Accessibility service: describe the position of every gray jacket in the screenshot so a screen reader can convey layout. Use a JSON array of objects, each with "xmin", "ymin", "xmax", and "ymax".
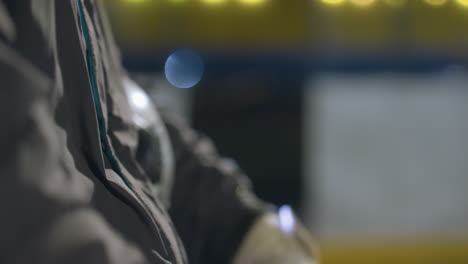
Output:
[{"xmin": 0, "ymin": 0, "xmax": 264, "ymax": 263}]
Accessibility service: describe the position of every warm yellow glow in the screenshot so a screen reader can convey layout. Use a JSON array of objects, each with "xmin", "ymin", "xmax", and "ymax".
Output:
[
  {"xmin": 350, "ymin": 0, "xmax": 376, "ymax": 7},
  {"xmin": 455, "ymin": 0, "xmax": 468, "ymax": 7},
  {"xmin": 239, "ymin": 0, "xmax": 266, "ymax": 5},
  {"xmin": 384, "ymin": 0, "xmax": 407, "ymax": 7},
  {"xmin": 124, "ymin": 0, "xmax": 146, "ymax": 3},
  {"xmin": 201, "ymin": 0, "xmax": 225, "ymax": 5},
  {"xmin": 320, "ymin": 0, "xmax": 346, "ymax": 6},
  {"xmin": 423, "ymin": 0, "xmax": 448, "ymax": 6}
]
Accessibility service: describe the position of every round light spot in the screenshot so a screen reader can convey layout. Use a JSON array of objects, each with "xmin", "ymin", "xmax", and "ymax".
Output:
[{"xmin": 164, "ymin": 49, "xmax": 204, "ymax": 89}]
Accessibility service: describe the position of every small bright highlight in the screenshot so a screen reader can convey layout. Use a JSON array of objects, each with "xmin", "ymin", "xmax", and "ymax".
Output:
[
  {"xmin": 239, "ymin": 0, "xmax": 266, "ymax": 5},
  {"xmin": 278, "ymin": 205, "xmax": 296, "ymax": 235},
  {"xmin": 201, "ymin": 0, "xmax": 225, "ymax": 5},
  {"xmin": 456, "ymin": 0, "xmax": 468, "ymax": 7},
  {"xmin": 423, "ymin": 0, "xmax": 448, "ymax": 6},
  {"xmin": 127, "ymin": 84, "xmax": 150, "ymax": 111},
  {"xmin": 320, "ymin": 0, "xmax": 346, "ymax": 6},
  {"xmin": 350, "ymin": 0, "xmax": 377, "ymax": 7}
]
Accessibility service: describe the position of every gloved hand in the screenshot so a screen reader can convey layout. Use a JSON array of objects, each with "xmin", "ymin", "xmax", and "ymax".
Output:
[{"xmin": 232, "ymin": 209, "xmax": 319, "ymax": 264}]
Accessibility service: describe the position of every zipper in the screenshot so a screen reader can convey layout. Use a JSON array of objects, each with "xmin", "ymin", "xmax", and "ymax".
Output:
[{"xmin": 76, "ymin": 0, "xmax": 174, "ymax": 260}]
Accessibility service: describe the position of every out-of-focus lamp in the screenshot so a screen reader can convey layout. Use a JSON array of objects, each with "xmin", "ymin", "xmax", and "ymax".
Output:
[
  {"xmin": 320, "ymin": 0, "xmax": 346, "ymax": 6},
  {"xmin": 201, "ymin": 0, "xmax": 225, "ymax": 5},
  {"xmin": 423, "ymin": 0, "xmax": 448, "ymax": 7},
  {"xmin": 350, "ymin": 0, "xmax": 376, "ymax": 7},
  {"xmin": 239, "ymin": 0, "xmax": 266, "ymax": 5},
  {"xmin": 456, "ymin": 0, "xmax": 468, "ymax": 7},
  {"xmin": 124, "ymin": 0, "xmax": 146, "ymax": 3}
]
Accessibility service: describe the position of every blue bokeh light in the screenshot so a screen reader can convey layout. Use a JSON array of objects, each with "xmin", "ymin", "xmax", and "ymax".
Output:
[
  {"xmin": 278, "ymin": 205, "xmax": 296, "ymax": 235},
  {"xmin": 164, "ymin": 49, "xmax": 204, "ymax": 89}
]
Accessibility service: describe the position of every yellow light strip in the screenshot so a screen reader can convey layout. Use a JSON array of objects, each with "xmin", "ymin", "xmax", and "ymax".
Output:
[
  {"xmin": 318, "ymin": 0, "xmax": 468, "ymax": 8},
  {"xmin": 201, "ymin": 0, "xmax": 225, "ymax": 5},
  {"xmin": 350, "ymin": 0, "xmax": 377, "ymax": 7},
  {"xmin": 121, "ymin": 0, "xmax": 468, "ymax": 9},
  {"xmin": 124, "ymin": 0, "xmax": 146, "ymax": 3},
  {"xmin": 239, "ymin": 0, "xmax": 266, "ymax": 6},
  {"xmin": 320, "ymin": 0, "xmax": 346, "ymax": 6},
  {"xmin": 423, "ymin": 0, "xmax": 449, "ymax": 6},
  {"xmin": 321, "ymin": 238, "xmax": 468, "ymax": 264}
]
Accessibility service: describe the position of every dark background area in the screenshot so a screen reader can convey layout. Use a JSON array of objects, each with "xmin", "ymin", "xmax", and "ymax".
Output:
[{"xmin": 106, "ymin": 1, "xmax": 468, "ymax": 263}]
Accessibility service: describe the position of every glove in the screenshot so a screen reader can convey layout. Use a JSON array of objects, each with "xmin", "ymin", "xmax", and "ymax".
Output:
[{"xmin": 232, "ymin": 208, "xmax": 319, "ymax": 264}]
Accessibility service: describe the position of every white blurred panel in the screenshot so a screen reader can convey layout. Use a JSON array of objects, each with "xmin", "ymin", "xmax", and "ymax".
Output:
[{"xmin": 303, "ymin": 72, "xmax": 468, "ymax": 240}]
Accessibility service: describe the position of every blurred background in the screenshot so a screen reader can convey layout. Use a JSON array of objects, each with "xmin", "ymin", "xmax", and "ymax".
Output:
[{"xmin": 103, "ymin": 0, "xmax": 468, "ymax": 263}]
